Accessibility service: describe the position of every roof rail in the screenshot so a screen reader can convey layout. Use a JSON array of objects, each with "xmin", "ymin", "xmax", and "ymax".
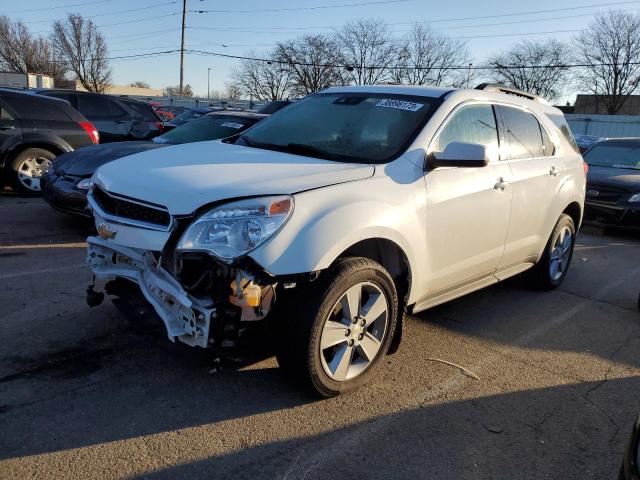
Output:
[{"xmin": 474, "ymin": 83, "xmax": 548, "ymax": 104}]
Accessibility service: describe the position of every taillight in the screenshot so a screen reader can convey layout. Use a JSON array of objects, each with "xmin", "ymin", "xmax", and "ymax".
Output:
[
  {"xmin": 79, "ymin": 121, "xmax": 99, "ymax": 144},
  {"xmin": 154, "ymin": 121, "xmax": 164, "ymax": 130},
  {"xmin": 583, "ymin": 161, "xmax": 589, "ymax": 175}
]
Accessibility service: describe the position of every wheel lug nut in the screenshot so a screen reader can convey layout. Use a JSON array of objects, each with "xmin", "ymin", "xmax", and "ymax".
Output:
[
  {"xmin": 360, "ymin": 319, "xmax": 366, "ymax": 326},
  {"xmin": 358, "ymin": 334, "xmax": 364, "ymax": 340},
  {"xmin": 348, "ymin": 339, "xmax": 354, "ymax": 346},
  {"xmin": 345, "ymin": 329, "xmax": 351, "ymax": 336},
  {"xmin": 352, "ymin": 317, "xmax": 358, "ymax": 324}
]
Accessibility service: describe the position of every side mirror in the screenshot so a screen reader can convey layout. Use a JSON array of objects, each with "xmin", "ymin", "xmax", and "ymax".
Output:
[{"xmin": 428, "ymin": 141, "xmax": 490, "ymax": 169}]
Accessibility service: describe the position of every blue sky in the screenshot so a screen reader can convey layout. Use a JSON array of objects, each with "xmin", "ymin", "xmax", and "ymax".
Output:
[{"xmin": 5, "ymin": 0, "xmax": 637, "ymax": 99}]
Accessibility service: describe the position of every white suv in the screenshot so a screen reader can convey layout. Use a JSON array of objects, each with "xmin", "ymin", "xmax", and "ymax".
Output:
[{"xmin": 86, "ymin": 84, "xmax": 586, "ymax": 397}]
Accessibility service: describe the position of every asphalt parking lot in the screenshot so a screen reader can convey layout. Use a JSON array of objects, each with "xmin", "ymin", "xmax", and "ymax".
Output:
[{"xmin": 1, "ymin": 194, "xmax": 639, "ymax": 480}]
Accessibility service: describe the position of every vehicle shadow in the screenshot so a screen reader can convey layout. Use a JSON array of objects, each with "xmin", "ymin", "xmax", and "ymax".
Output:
[
  {"xmin": 0, "ymin": 313, "xmax": 317, "ymax": 461},
  {"xmin": 131, "ymin": 377, "xmax": 640, "ymax": 479}
]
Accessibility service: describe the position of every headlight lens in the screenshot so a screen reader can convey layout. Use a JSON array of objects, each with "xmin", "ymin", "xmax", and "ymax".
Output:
[
  {"xmin": 77, "ymin": 178, "xmax": 93, "ymax": 190},
  {"xmin": 629, "ymin": 193, "xmax": 640, "ymax": 203},
  {"xmin": 177, "ymin": 196, "xmax": 293, "ymax": 260}
]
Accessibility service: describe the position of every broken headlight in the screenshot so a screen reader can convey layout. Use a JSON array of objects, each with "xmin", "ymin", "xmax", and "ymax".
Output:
[{"xmin": 176, "ymin": 196, "xmax": 293, "ymax": 261}]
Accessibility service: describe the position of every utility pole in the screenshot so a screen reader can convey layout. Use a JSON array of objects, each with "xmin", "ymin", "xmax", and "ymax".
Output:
[
  {"xmin": 179, "ymin": 0, "xmax": 187, "ymax": 96},
  {"xmin": 207, "ymin": 67, "xmax": 211, "ymax": 99}
]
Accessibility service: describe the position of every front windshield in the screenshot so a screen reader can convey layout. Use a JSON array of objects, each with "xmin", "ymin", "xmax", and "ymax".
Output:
[
  {"xmin": 239, "ymin": 92, "xmax": 439, "ymax": 163},
  {"xmin": 153, "ymin": 115, "xmax": 258, "ymax": 144},
  {"xmin": 584, "ymin": 143, "xmax": 640, "ymax": 170}
]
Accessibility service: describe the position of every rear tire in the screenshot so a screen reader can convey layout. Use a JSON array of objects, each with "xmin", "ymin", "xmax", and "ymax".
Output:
[
  {"xmin": 274, "ymin": 257, "xmax": 398, "ymax": 398},
  {"xmin": 528, "ymin": 214, "xmax": 576, "ymax": 290},
  {"xmin": 9, "ymin": 148, "xmax": 56, "ymax": 194}
]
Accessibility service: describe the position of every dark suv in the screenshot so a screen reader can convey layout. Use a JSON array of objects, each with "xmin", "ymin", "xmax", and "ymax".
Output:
[
  {"xmin": 35, "ymin": 90, "xmax": 164, "ymax": 143},
  {"xmin": 0, "ymin": 88, "xmax": 98, "ymax": 194}
]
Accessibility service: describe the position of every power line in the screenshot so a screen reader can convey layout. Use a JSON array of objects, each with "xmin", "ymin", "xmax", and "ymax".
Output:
[
  {"xmin": 5, "ymin": 0, "xmax": 111, "ymax": 14},
  {"xmin": 186, "ymin": 0, "xmax": 640, "ymax": 32},
  {"xmin": 186, "ymin": 48, "xmax": 640, "ymax": 71},
  {"xmin": 23, "ymin": 2, "xmax": 179, "ymax": 25},
  {"xmin": 190, "ymin": 0, "xmax": 409, "ymax": 14},
  {"xmin": 109, "ymin": 28, "xmax": 180, "ymax": 41}
]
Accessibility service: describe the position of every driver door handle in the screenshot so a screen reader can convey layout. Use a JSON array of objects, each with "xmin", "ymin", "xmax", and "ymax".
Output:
[
  {"xmin": 494, "ymin": 177, "xmax": 509, "ymax": 191},
  {"xmin": 550, "ymin": 165, "xmax": 559, "ymax": 176}
]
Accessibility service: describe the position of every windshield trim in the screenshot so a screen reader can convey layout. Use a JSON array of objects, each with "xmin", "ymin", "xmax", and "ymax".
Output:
[{"xmin": 239, "ymin": 92, "xmax": 444, "ymax": 165}]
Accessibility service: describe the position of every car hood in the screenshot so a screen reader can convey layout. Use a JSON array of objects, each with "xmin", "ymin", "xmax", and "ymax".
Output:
[
  {"xmin": 587, "ymin": 165, "xmax": 640, "ymax": 192},
  {"xmin": 55, "ymin": 141, "xmax": 169, "ymax": 177},
  {"xmin": 93, "ymin": 141, "xmax": 376, "ymax": 215}
]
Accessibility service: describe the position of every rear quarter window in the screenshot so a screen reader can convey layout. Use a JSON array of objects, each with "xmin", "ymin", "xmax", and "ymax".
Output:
[
  {"xmin": 121, "ymin": 101, "xmax": 159, "ymax": 122},
  {"xmin": 547, "ymin": 113, "xmax": 580, "ymax": 154},
  {"xmin": 2, "ymin": 94, "xmax": 70, "ymax": 122}
]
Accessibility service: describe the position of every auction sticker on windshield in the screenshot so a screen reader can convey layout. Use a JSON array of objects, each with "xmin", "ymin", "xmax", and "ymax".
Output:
[
  {"xmin": 221, "ymin": 122, "xmax": 246, "ymax": 129},
  {"xmin": 376, "ymin": 99, "xmax": 424, "ymax": 112}
]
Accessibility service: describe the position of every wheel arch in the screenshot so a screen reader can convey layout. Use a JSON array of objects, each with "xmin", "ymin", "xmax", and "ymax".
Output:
[
  {"xmin": 562, "ymin": 201, "xmax": 583, "ymax": 230},
  {"xmin": 336, "ymin": 237, "xmax": 412, "ymax": 355},
  {"xmin": 2, "ymin": 141, "xmax": 66, "ymax": 171}
]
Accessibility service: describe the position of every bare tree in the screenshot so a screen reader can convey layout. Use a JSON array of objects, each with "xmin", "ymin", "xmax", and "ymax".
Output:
[
  {"xmin": 390, "ymin": 24, "xmax": 471, "ymax": 87},
  {"xmin": 129, "ymin": 81, "xmax": 150, "ymax": 88},
  {"xmin": 274, "ymin": 34, "xmax": 345, "ymax": 95},
  {"xmin": 51, "ymin": 13, "xmax": 111, "ymax": 93},
  {"xmin": 487, "ymin": 39, "xmax": 570, "ymax": 101},
  {"xmin": 0, "ymin": 16, "xmax": 67, "ymax": 82},
  {"xmin": 574, "ymin": 11, "xmax": 640, "ymax": 114},
  {"xmin": 231, "ymin": 53, "xmax": 292, "ymax": 101},
  {"xmin": 165, "ymin": 84, "xmax": 193, "ymax": 96},
  {"xmin": 336, "ymin": 19, "xmax": 400, "ymax": 85},
  {"xmin": 225, "ymin": 83, "xmax": 242, "ymax": 100}
]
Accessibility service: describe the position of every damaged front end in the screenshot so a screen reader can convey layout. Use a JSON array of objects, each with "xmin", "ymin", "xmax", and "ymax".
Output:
[{"xmin": 86, "ymin": 236, "xmax": 277, "ymax": 348}]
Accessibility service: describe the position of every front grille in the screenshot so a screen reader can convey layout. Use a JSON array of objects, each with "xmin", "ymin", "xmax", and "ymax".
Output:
[
  {"xmin": 93, "ymin": 187, "xmax": 171, "ymax": 227},
  {"xmin": 586, "ymin": 185, "xmax": 625, "ymax": 204}
]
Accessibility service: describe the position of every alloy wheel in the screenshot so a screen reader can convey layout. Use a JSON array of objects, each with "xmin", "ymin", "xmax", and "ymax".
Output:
[
  {"xmin": 17, "ymin": 156, "xmax": 52, "ymax": 192},
  {"xmin": 319, "ymin": 281, "xmax": 389, "ymax": 382},
  {"xmin": 550, "ymin": 226, "xmax": 573, "ymax": 281}
]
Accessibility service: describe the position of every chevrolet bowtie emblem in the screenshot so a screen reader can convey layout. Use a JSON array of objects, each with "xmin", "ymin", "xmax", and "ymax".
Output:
[
  {"xmin": 97, "ymin": 222, "xmax": 117, "ymax": 240},
  {"xmin": 587, "ymin": 189, "xmax": 600, "ymax": 197}
]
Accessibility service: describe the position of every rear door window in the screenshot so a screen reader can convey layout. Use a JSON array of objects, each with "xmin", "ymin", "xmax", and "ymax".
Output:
[
  {"xmin": 432, "ymin": 104, "xmax": 499, "ymax": 155},
  {"xmin": 78, "ymin": 95, "xmax": 111, "ymax": 118},
  {"xmin": 497, "ymin": 106, "xmax": 545, "ymax": 160}
]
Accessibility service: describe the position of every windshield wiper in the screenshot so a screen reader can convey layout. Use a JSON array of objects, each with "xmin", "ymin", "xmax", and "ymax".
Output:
[{"xmin": 284, "ymin": 143, "xmax": 336, "ymax": 160}]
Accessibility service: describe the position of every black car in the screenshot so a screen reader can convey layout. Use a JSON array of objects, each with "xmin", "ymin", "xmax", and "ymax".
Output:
[
  {"xmin": 35, "ymin": 90, "xmax": 164, "ymax": 143},
  {"xmin": 620, "ymin": 415, "xmax": 640, "ymax": 480},
  {"xmin": 255, "ymin": 100, "xmax": 292, "ymax": 114},
  {"xmin": 0, "ymin": 88, "xmax": 98, "ymax": 194},
  {"xmin": 164, "ymin": 106, "xmax": 224, "ymax": 130},
  {"xmin": 42, "ymin": 111, "xmax": 267, "ymax": 217},
  {"xmin": 583, "ymin": 138, "xmax": 640, "ymax": 228}
]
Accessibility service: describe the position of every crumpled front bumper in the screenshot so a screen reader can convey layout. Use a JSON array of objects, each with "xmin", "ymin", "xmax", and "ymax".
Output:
[{"xmin": 86, "ymin": 236, "xmax": 216, "ymax": 348}]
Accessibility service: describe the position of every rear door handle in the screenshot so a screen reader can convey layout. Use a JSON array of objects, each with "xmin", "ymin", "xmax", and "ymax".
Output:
[
  {"xmin": 550, "ymin": 165, "xmax": 559, "ymax": 176},
  {"xmin": 494, "ymin": 177, "xmax": 509, "ymax": 191},
  {"xmin": 0, "ymin": 125, "xmax": 15, "ymax": 130}
]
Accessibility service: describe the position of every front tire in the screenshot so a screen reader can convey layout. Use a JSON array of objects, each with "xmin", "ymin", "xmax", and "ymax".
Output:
[
  {"xmin": 9, "ymin": 148, "xmax": 56, "ymax": 194},
  {"xmin": 528, "ymin": 214, "xmax": 576, "ymax": 290},
  {"xmin": 275, "ymin": 257, "xmax": 398, "ymax": 398}
]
